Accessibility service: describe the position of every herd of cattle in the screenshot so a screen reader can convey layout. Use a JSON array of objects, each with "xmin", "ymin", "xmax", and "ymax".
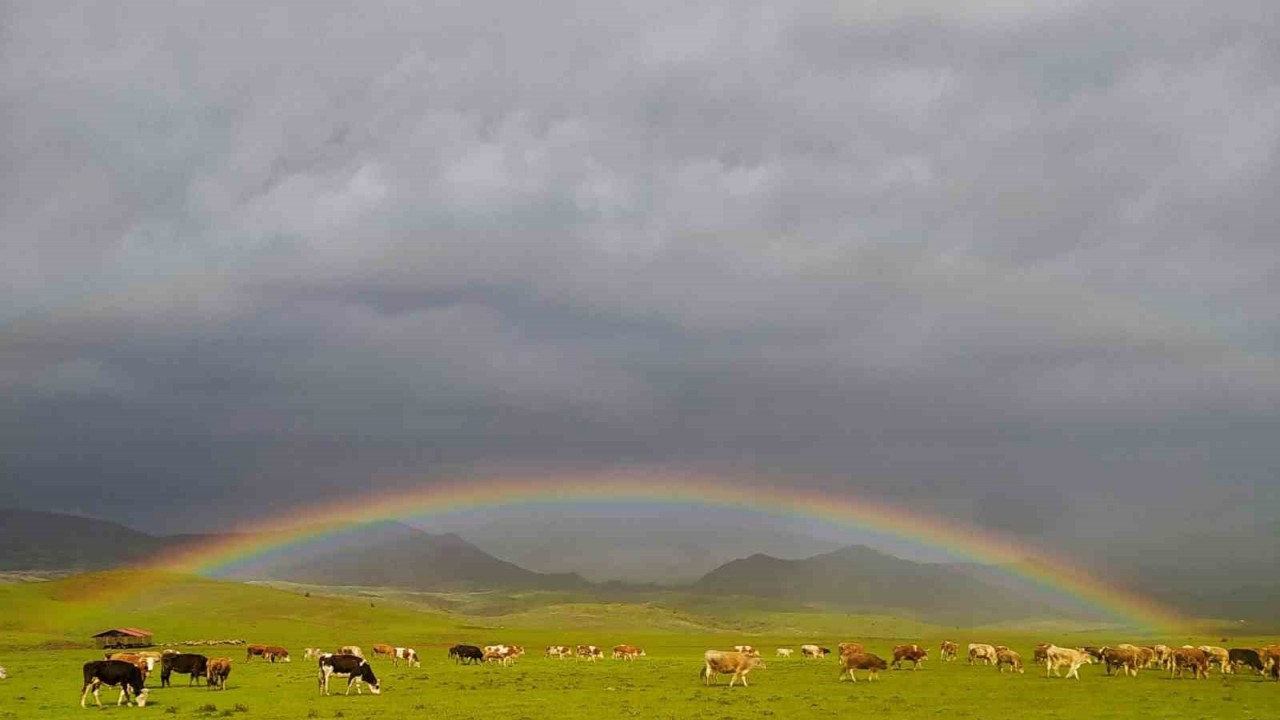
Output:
[{"xmin": 69, "ymin": 636, "xmax": 1280, "ymax": 707}]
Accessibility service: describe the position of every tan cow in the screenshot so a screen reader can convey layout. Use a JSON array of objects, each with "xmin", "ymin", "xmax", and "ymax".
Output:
[
  {"xmin": 206, "ymin": 658, "xmax": 231, "ymax": 690},
  {"xmin": 968, "ymin": 643, "xmax": 997, "ymax": 666},
  {"xmin": 733, "ymin": 645, "xmax": 760, "ymax": 657},
  {"xmin": 1045, "ymin": 645, "xmax": 1093, "ymax": 679},
  {"xmin": 1102, "ymin": 646, "xmax": 1140, "ymax": 677},
  {"xmin": 775, "ymin": 648, "xmax": 794, "ymax": 658},
  {"xmin": 612, "ymin": 644, "xmax": 644, "ymax": 660},
  {"xmin": 371, "ymin": 644, "xmax": 396, "ymax": 660},
  {"xmin": 701, "ymin": 650, "xmax": 765, "ymax": 687},
  {"xmin": 837, "ymin": 642, "xmax": 864, "ymax": 656},
  {"xmin": 337, "ymin": 645, "xmax": 363, "ymax": 658},
  {"xmin": 1171, "ymin": 648, "xmax": 1209, "ymax": 679},
  {"xmin": 995, "ymin": 648, "xmax": 1024, "ymax": 674},
  {"xmin": 940, "ymin": 641, "xmax": 958, "ymax": 662},
  {"xmin": 800, "ymin": 644, "xmax": 829, "ymax": 659},
  {"xmin": 1198, "ymin": 646, "xmax": 1230, "ymax": 674},
  {"xmin": 839, "ymin": 652, "xmax": 888, "ymax": 682}
]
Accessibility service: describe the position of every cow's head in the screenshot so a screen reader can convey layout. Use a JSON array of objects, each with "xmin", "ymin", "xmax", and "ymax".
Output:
[
  {"xmin": 134, "ymin": 689, "xmax": 148, "ymax": 708},
  {"xmin": 367, "ymin": 680, "xmax": 381, "ymax": 695}
]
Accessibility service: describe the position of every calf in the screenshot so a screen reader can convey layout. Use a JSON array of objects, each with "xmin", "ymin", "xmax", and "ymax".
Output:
[
  {"xmin": 161, "ymin": 653, "xmax": 209, "ymax": 687},
  {"xmin": 940, "ymin": 641, "xmax": 958, "ymax": 662},
  {"xmin": 839, "ymin": 652, "xmax": 888, "ymax": 682},
  {"xmin": 449, "ymin": 644, "xmax": 483, "ymax": 665},
  {"xmin": 701, "ymin": 650, "xmax": 765, "ymax": 687},
  {"xmin": 891, "ymin": 644, "xmax": 928, "ymax": 670},
  {"xmin": 318, "ymin": 654, "xmax": 381, "ymax": 696},
  {"xmin": 996, "ymin": 648, "xmax": 1024, "ymax": 674},
  {"xmin": 206, "ymin": 658, "xmax": 231, "ymax": 690},
  {"xmin": 775, "ymin": 648, "xmax": 794, "ymax": 658},
  {"xmin": 80, "ymin": 660, "xmax": 148, "ymax": 708}
]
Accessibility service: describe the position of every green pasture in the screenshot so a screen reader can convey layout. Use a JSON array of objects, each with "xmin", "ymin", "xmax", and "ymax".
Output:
[{"xmin": 0, "ymin": 572, "xmax": 1276, "ymax": 719}]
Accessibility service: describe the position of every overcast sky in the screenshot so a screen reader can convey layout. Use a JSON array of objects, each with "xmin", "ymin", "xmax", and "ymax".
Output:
[{"xmin": 2, "ymin": 1, "xmax": 1277, "ymax": 577}]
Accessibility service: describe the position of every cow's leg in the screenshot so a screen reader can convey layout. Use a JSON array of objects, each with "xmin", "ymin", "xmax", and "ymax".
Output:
[
  {"xmin": 92, "ymin": 680, "xmax": 103, "ymax": 709},
  {"xmin": 79, "ymin": 682, "xmax": 94, "ymax": 709}
]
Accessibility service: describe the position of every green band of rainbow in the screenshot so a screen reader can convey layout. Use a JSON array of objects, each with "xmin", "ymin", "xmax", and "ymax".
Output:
[{"xmin": 141, "ymin": 471, "xmax": 1184, "ymax": 631}]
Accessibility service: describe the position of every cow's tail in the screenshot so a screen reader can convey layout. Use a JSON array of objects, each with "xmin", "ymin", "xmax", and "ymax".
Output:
[{"xmin": 698, "ymin": 664, "xmax": 707, "ymax": 681}]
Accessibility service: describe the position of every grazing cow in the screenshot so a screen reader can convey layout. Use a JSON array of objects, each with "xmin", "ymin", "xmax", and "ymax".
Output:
[
  {"xmin": 1102, "ymin": 647, "xmax": 1140, "ymax": 677},
  {"xmin": 968, "ymin": 644, "xmax": 997, "ymax": 666},
  {"xmin": 1228, "ymin": 648, "xmax": 1265, "ymax": 674},
  {"xmin": 776, "ymin": 648, "xmax": 794, "ymax": 658},
  {"xmin": 161, "ymin": 653, "xmax": 209, "ymax": 687},
  {"xmin": 393, "ymin": 647, "xmax": 420, "ymax": 667},
  {"xmin": 546, "ymin": 645, "xmax": 574, "ymax": 659},
  {"xmin": 733, "ymin": 645, "xmax": 760, "ymax": 657},
  {"xmin": 206, "ymin": 658, "xmax": 231, "ymax": 690},
  {"xmin": 1198, "ymin": 646, "xmax": 1230, "ymax": 674},
  {"xmin": 1170, "ymin": 648, "xmax": 1210, "ymax": 679},
  {"xmin": 318, "ymin": 654, "xmax": 380, "ymax": 696},
  {"xmin": 800, "ymin": 644, "xmax": 827, "ymax": 659},
  {"xmin": 940, "ymin": 641, "xmax": 958, "ymax": 662},
  {"xmin": 338, "ymin": 645, "xmax": 363, "ymax": 658},
  {"xmin": 263, "ymin": 646, "xmax": 290, "ymax": 663},
  {"xmin": 246, "ymin": 644, "xmax": 268, "ymax": 662},
  {"xmin": 891, "ymin": 644, "xmax": 928, "ymax": 670},
  {"xmin": 81, "ymin": 660, "xmax": 148, "ymax": 709},
  {"xmin": 837, "ymin": 642, "xmax": 864, "ymax": 656},
  {"xmin": 995, "ymin": 648, "xmax": 1024, "ymax": 674},
  {"xmin": 449, "ymin": 644, "xmax": 484, "ymax": 665},
  {"xmin": 839, "ymin": 652, "xmax": 888, "ymax": 682},
  {"xmin": 575, "ymin": 645, "xmax": 604, "ymax": 662},
  {"xmin": 1153, "ymin": 644, "xmax": 1174, "ymax": 669},
  {"xmin": 304, "ymin": 648, "xmax": 323, "ymax": 661},
  {"xmin": 701, "ymin": 650, "xmax": 765, "ymax": 687},
  {"xmin": 613, "ymin": 644, "xmax": 644, "ymax": 660},
  {"xmin": 1044, "ymin": 646, "xmax": 1093, "ymax": 679},
  {"xmin": 371, "ymin": 644, "xmax": 396, "ymax": 660}
]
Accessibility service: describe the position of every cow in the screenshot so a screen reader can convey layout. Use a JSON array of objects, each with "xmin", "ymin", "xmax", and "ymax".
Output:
[
  {"xmin": 393, "ymin": 647, "xmax": 420, "ymax": 667},
  {"xmin": 1033, "ymin": 643, "xmax": 1051, "ymax": 664},
  {"xmin": 837, "ymin": 642, "xmax": 864, "ymax": 656},
  {"xmin": 246, "ymin": 644, "xmax": 268, "ymax": 662},
  {"xmin": 701, "ymin": 650, "xmax": 765, "ymax": 687},
  {"xmin": 263, "ymin": 646, "xmax": 290, "ymax": 663},
  {"xmin": 106, "ymin": 653, "xmax": 155, "ymax": 678},
  {"xmin": 81, "ymin": 660, "xmax": 148, "ymax": 709},
  {"xmin": 940, "ymin": 641, "xmax": 958, "ymax": 662},
  {"xmin": 546, "ymin": 645, "xmax": 574, "ymax": 659},
  {"xmin": 1044, "ymin": 646, "xmax": 1093, "ymax": 679},
  {"xmin": 449, "ymin": 644, "xmax": 484, "ymax": 665},
  {"xmin": 733, "ymin": 645, "xmax": 760, "ymax": 657},
  {"xmin": 206, "ymin": 658, "xmax": 231, "ymax": 690},
  {"xmin": 800, "ymin": 644, "xmax": 827, "ymax": 659},
  {"xmin": 318, "ymin": 654, "xmax": 380, "ymax": 696},
  {"xmin": 304, "ymin": 648, "xmax": 324, "ymax": 661},
  {"xmin": 613, "ymin": 644, "xmax": 644, "ymax": 660},
  {"xmin": 995, "ymin": 648, "xmax": 1024, "ymax": 674},
  {"xmin": 338, "ymin": 645, "xmax": 363, "ymax": 658},
  {"xmin": 839, "ymin": 652, "xmax": 888, "ymax": 682},
  {"xmin": 968, "ymin": 643, "xmax": 997, "ymax": 666},
  {"xmin": 1171, "ymin": 648, "xmax": 1210, "ymax": 679},
  {"xmin": 161, "ymin": 653, "xmax": 209, "ymax": 687},
  {"xmin": 371, "ymin": 644, "xmax": 395, "ymax": 660},
  {"xmin": 1228, "ymin": 648, "xmax": 1265, "ymax": 674},
  {"xmin": 775, "ymin": 648, "xmax": 794, "ymax": 658},
  {"xmin": 1081, "ymin": 646, "xmax": 1106, "ymax": 662},
  {"xmin": 1198, "ymin": 646, "xmax": 1230, "ymax": 674},
  {"xmin": 1136, "ymin": 646, "xmax": 1157, "ymax": 668},
  {"xmin": 1102, "ymin": 646, "xmax": 1140, "ymax": 677},
  {"xmin": 1153, "ymin": 644, "xmax": 1174, "ymax": 669},
  {"xmin": 891, "ymin": 644, "xmax": 928, "ymax": 670},
  {"xmin": 484, "ymin": 645, "xmax": 523, "ymax": 665},
  {"xmin": 0, "ymin": 666, "xmax": 6, "ymax": 680},
  {"xmin": 575, "ymin": 645, "xmax": 604, "ymax": 662}
]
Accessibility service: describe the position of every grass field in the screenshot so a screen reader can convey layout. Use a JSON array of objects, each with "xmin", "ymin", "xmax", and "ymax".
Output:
[{"xmin": 1, "ymin": 572, "xmax": 1276, "ymax": 719}]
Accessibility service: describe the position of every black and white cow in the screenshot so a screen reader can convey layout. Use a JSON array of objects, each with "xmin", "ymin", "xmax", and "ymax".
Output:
[
  {"xmin": 81, "ymin": 660, "xmax": 148, "ymax": 708},
  {"xmin": 449, "ymin": 644, "xmax": 483, "ymax": 665},
  {"xmin": 318, "ymin": 654, "xmax": 381, "ymax": 696},
  {"xmin": 161, "ymin": 653, "xmax": 209, "ymax": 687}
]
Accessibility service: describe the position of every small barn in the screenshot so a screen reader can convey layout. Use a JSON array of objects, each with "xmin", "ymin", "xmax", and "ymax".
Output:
[{"xmin": 92, "ymin": 627, "xmax": 153, "ymax": 649}]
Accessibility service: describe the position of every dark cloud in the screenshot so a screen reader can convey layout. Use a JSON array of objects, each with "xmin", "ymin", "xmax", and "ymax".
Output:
[{"xmin": 1, "ymin": 0, "xmax": 1277, "ymax": 579}]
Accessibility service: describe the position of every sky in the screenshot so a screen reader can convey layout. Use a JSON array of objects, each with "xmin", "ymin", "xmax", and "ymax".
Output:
[{"xmin": 1, "ymin": 1, "xmax": 1277, "ymax": 583}]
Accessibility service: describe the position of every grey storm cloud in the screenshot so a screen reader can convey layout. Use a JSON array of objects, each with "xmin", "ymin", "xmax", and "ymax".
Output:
[{"xmin": 1, "ymin": 0, "xmax": 1277, "ymax": 574}]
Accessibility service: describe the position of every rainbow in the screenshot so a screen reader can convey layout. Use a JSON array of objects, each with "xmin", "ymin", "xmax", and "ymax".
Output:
[{"xmin": 143, "ymin": 471, "xmax": 1184, "ymax": 631}]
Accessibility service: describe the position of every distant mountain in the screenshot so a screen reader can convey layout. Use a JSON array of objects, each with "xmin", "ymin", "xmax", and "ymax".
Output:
[
  {"xmin": 690, "ymin": 544, "xmax": 1070, "ymax": 624},
  {"xmin": 217, "ymin": 520, "xmax": 591, "ymax": 591},
  {"xmin": 0, "ymin": 509, "xmax": 166, "ymax": 570}
]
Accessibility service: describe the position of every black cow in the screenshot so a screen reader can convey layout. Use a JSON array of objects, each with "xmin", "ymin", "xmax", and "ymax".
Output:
[
  {"xmin": 449, "ymin": 644, "xmax": 484, "ymax": 665},
  {"xmin": 1228, "ymin": 648, "xmax": 1264, "ymax": 674},
  {"xmin": 161, "ymin": 653, "xmax": 209, "ymax": 687},
  {"xmin": 81, "ymin": 660, "xmax": 148, "ymax": 708},
  {"xmin": 318, "ymin": 654, "xmax": 381, "ymax": 696}
]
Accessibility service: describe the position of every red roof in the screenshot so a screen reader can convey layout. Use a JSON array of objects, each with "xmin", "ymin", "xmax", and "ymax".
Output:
[{"xmin": 92, "ymin": 627, "xmax": 152, "ymax": 638}]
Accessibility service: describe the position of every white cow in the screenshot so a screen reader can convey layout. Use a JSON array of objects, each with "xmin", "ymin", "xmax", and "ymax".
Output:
[
  {"xmin": 968, "ymin": 643, "xmax": 998, "ymax": 666},
  {"xmin": 800, "ymin": 644, "xmax": 828, "ymax": 659},
  {"xmin": 1045, "ymin": 645, "xmax": 1094, "ymax": 679},
  {"xmin": 393, "ymin": 647, "xmax": 420, "ymax": 668},
  {"xmin": 775, "ymin": 648, "xmax": 794, "ymax": 658}
]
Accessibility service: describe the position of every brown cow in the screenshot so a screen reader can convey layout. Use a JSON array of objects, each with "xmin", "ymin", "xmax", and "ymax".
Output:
[
  {"xmin": 839, "ymin": 652, "xmax": 888, "ymax": 682},
  {"xmin": 1033, "ymin": 643, "xmax": 1051, "ymax": 664},
  {"xmin": 105, "ymin": 653, "xmax": 152, "ymax": 680},
  {"xmin": 1102, "ymin": 646, "xmax": 1140, "ymax": 677},
  {"xmin": 701, "ymin": 650, "xmax": 765, "ymax": 687},
  {"xmin": 837, "ymin": 642, "xmax": 864, "ymax": 656},
  {"xmin": 245, "ymin": 644, "xmax": 268, "ymax": 662},
  {"xmin": 371, "ymin": 644, "xmax": 396, "ymax": 660},
  {"xmin": 995, "ymin": 648, "xmax": 1024, "ymax": 674},
  {"xmin": 1170, "ymin": 648, "xmax": 1209, "ymax": 679},
  {"xmin": 206, "ymin": 658, "xmax": 231, "ymax": 690},
  {"xmin": 263, "ymin": 646, "xmax": 290, "ymax": 663},
  {"xmin": 613, "ymin": 644, "xmax": 644, "ymax": 660},
  {"xmin": 891, "ymin": 644, "xmax": 928, "ymax": 670}
]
